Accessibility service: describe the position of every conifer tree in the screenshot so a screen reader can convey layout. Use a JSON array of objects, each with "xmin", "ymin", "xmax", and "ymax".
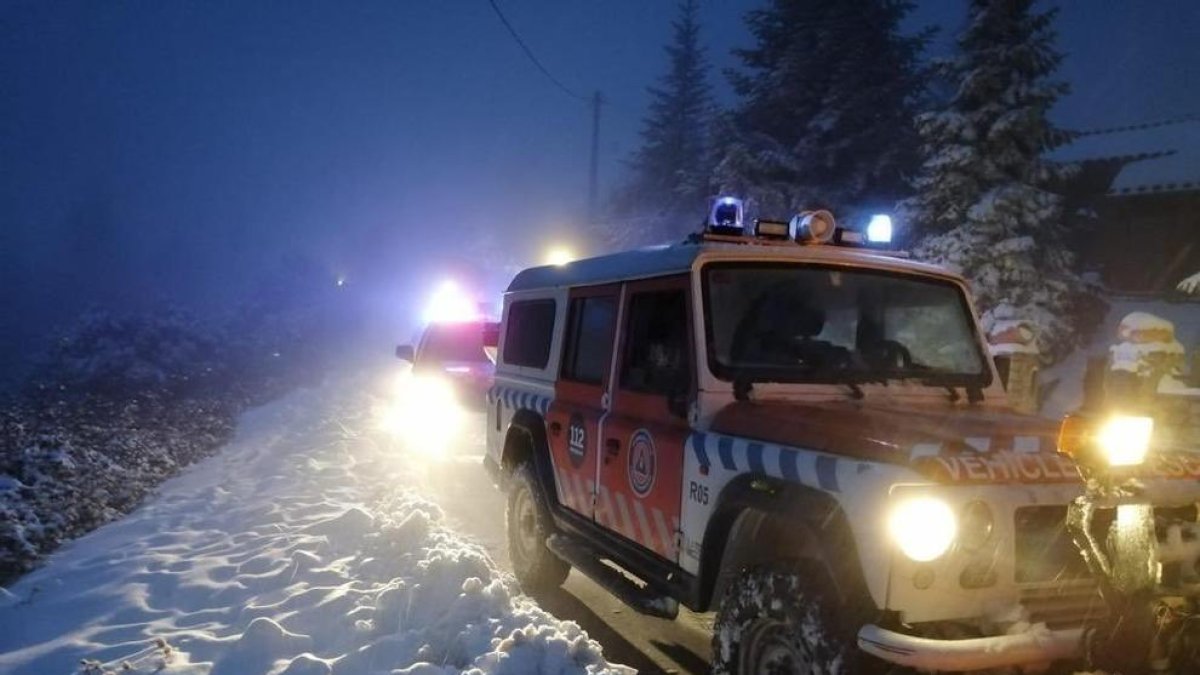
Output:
[
  {"xmin": 616, "ymin": 0, "xmax": 713, "ymax": 241},
  {"xmin": 908, "ymin": 0, "xmax": 1100, "ymax": 362},
  {"xmin": 712, "ymin": 0, "xmax": 929, "ymax": 223}
]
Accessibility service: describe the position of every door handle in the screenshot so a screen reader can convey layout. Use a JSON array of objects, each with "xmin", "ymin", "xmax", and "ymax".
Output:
[
  {"xmin": 604, "ymin": 438, "xmax": 620, "ymax": 464},
  {"xmin": 549, "ymin": 421, "xmax": 563, "ymax": 436}
]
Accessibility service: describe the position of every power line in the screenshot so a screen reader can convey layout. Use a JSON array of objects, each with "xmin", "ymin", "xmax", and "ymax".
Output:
[{"xmin": 486, "ymin": 0, "xmax": 587, "ymax": 102}]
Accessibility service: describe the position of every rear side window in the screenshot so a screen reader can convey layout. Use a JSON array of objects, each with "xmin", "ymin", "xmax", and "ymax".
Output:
[
  {"xmin": 503, "ymin": 299, "xmax": 556, "ymax": 368},
  {"xmin": 561, "ymin": 296, "xmax": 618, "ymax": 385}
]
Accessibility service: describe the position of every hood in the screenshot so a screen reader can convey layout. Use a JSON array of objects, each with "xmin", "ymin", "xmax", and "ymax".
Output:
[{"xmin": 708, "ymin": 399, "xmax": 1082, "ymax": 484}]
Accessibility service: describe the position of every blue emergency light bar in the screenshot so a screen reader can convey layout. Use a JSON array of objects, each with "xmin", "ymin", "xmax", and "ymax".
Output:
[
  {"xmin": 753, "ymin": 218, "xmax": 792, "ymax": 239},
  {"xmin": 701, "ymin": 197, "xmax": 897, "ymax": 251},
  {"xmin": 706, "ymin": 196, "xmax": 745, "ymax": 235},
  {"xmin": 867, "ymin": 214, "xmax": 893, "ymax": 244}
]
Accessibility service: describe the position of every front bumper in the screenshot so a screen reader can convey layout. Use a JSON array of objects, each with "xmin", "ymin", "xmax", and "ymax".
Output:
[{"xmin": 857, "ymin": 624, "xmax": 1082, "ymax": 671}]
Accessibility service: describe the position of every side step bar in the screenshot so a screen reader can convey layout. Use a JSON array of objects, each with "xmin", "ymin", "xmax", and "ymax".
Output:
[{"xmin": 546, "ymin": 534, "xmax": 680, "ymax": 620}]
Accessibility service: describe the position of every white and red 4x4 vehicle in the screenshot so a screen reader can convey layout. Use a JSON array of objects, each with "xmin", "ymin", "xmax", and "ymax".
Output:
[{"xmin": 483, "ymin": 209, "xmax": 1200, "ymax": 673}]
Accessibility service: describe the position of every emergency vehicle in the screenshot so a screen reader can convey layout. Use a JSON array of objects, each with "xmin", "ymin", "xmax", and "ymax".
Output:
[
  {"xmin": 396, "ymin": 318, "xmax": 498, "ymax": 408},
  {"xmin": 483, "ymin": 199, "xmax": 1200, "ymax": 673}
]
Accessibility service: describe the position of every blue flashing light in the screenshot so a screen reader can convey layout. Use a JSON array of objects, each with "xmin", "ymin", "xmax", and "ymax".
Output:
[
  {"xmin": 867, "ymin": 214, "xmax": 893, "ymax": 244},
  {"xmin": 708, "ymin": 196, "xmax": 745, "ymax": 233}
]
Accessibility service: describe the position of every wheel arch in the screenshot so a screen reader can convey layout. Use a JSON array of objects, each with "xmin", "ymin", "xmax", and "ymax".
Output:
[
  {"xmin": 698, "ymin": 474, "xmax": 874, "ymax": 613},
  {"xmin": 500, "ymin": 409, "xmax": 556, "ymax": 496}
]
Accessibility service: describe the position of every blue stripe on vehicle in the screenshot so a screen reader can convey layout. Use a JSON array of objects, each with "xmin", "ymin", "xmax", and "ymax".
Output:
[
  {"xmin": 815, "ymin": 455, "xmax": 839, "ymax": 492},
  {"xmin": 492, "ymin": 386, "xmax": 552, "ymax": 414},
  {"xmin": 691, "ymin": 431, "xmax": 709, "ymax": 468},
  {"xmin": 747, "ymin": 442, "xmax": 765, "ymax": 474},
  {"xmin": 779, "ymin": 448, "xmax": 800, "ymax": 482},
  {"xmin": 718, "ymin": 436, "xmax": 737, "ymax": 471}
]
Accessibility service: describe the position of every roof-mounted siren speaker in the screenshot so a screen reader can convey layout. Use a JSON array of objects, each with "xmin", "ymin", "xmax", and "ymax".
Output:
[
  {"xmin": 791, "ymin": 209, "xmax": 837, "ymax": 244},
  {"xmin": 706, "ymin": 196, "xmax": 745, "ymax": 235}
]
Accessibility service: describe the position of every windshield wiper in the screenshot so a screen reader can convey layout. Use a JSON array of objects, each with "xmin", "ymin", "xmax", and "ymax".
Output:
[{"xmin": 914, "ymin": 378, "xmax": 984, "ymax": 404}]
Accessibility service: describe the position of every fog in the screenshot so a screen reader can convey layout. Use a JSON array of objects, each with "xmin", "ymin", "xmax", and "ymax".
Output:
[{"xmin": 2, "ymin": 0, "xmax": 1197, "ymax": 386}]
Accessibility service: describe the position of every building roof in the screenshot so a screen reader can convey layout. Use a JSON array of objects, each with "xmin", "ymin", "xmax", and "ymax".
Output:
[
  {"xmin": 1050, "ymin": 116, "xmax": 1200, "ymax": 196},
  {"xmin": 505, "ymin": 239, "xmax": 956, "ymax": 292}
]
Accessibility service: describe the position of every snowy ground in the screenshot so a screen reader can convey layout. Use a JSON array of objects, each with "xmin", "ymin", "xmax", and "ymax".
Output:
[{"xmin": 0, "ymin": 375, "xmax": 634, "ymax": 675}]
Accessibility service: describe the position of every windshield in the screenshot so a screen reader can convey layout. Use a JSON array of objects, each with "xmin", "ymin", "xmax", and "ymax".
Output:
[
  {"xmin": 420, "ymin": 323, "xmax": 490, "ymax": 364},
  {"xmin": 703, "ymin": 263, "xmax": 990, "ymax": 386}
]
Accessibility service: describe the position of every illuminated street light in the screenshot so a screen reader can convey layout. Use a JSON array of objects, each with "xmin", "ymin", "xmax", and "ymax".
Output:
[
  {"xmin": 544, "ymin": 247, "xmax": 575, "ymax": 266},
  {"xmin": 422, "ymin": 280, "xmax": 479, "ymax": 324}
]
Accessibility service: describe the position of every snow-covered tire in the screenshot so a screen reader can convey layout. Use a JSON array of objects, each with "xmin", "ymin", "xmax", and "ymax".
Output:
[
  {"xmin": 711, "ymin": 562, "xmax": 878, "ymax": 675},
  {"xmin": 507, "ymin": 463, "xmax": 570, "ymax": 592}
]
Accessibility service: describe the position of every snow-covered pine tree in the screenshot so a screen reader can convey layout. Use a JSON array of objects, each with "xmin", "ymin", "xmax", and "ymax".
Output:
[
  {"xmin": 612, "ymin": 0, "xmax": 713, "ymax": 243},
  {"xmin": 712, "ymin": 0, "xmax": 929, "ymax": 223},
  {"xmin": 909, "ymin": 0, "xmax": 1101, "ymax": 364}
]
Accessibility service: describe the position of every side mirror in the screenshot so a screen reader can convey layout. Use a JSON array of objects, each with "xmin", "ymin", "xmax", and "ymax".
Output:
[
  {"xmin": 395, "ymin": 344, "xmax": 414, "ymax": 362},
  {"xmin": 482, "ymin": 322, "xmax": 500, "ymax": 364}
]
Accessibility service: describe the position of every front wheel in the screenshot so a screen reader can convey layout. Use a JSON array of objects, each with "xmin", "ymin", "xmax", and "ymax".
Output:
[
  {"xmin": 507, "ymin": 463, "xmax": 570, "ymax": 592},
  {"xmin": 711, "ymin": 562, "xmax": 877, "ymax": 675}
]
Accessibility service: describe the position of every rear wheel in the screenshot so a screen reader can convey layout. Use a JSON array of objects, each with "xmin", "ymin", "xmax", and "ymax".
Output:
[
  {"xmin": 712, "ymin": 562, "xmax": 878, "ymax": 675},
  {"xmin": 507, "ymin": 463, "xmax": 570, "ymax": 592}
]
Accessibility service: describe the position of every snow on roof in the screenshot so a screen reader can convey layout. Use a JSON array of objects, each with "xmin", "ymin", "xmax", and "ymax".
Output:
[
  {"xmin": 505, "ymin": 240, "xmax": 957, "ymax": 292},
  {"xmin": 1049, "ymin": 116, "xmax": 1200, "ymax": 196},
  {"xmin": 1117, "ymin": 311, "xmax": 1179, "ymax": 341}
]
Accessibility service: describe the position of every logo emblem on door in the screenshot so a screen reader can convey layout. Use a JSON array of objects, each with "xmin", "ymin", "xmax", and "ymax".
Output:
[
  {"xmin": 628, "ymin": 429, "xmax": 656, "ymax": 498},
  {"xmin": 567, "ymin": 413, "xmax": 587, "ymax": 468}
]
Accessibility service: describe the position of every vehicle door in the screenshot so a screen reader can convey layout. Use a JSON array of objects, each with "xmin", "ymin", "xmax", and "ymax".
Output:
[
  {"xmin": 545, "ymin": 285, "xmax": 620, "ymax": 521},
  {"xmin": 598, "ymin": 276, "xmax": 693, "ymax": 562}
]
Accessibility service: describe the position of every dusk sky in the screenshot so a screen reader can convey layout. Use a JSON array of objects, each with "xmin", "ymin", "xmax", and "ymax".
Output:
[{"xmin": 2, "ymin": 0, "xmax": 1198, "ymax": 376}]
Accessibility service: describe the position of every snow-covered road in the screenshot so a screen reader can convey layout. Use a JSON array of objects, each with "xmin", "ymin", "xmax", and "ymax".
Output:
[{"xmin": 0, "ymin": 376, "xmax": 637, "ymax": 675}]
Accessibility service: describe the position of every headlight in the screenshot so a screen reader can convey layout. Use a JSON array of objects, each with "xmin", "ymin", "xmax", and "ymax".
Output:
[
  {"xmin": 888, "ymin": 497, "xmax": 957, "ymax": 562},
  {"xmin": 378, "ymin": 374, "xmax": 464, "ymax": 456},
  {"xmin": 1096, "ymin": 415, "xmax": 1154, "ymax": 467}
]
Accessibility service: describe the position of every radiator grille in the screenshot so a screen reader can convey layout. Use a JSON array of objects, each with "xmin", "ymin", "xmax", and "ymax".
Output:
[
  {"xmin": 1019, "ymin": 582, "xmax": 1107, "ymax": 629},
  {"xmin": 1014, "ymin": 505, "xmax": 1110, "ymax": 583}
]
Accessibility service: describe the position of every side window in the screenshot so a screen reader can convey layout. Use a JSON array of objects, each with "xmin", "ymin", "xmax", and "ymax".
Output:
[
  {"xmin": 503, "ymin": 299, "xmax": 556, "ymax": 368},
  {"xmin": 561, "ymin": 296, "xmax": 618, "ymax": 384},
  {"xmin": 620, "ymin": 290, "xmax": 690, "ymax": 395}
]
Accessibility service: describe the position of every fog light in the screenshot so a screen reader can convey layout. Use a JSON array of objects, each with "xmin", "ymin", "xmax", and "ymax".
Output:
[{"xmin": 1098, "ymin": 415, "xmax": 1154, "ymax": 467}]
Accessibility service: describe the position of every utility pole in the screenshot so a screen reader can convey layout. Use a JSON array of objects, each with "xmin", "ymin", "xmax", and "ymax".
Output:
[{"xmin": 587, "ymin": 90, "xmax": 604, "ymax": 223}]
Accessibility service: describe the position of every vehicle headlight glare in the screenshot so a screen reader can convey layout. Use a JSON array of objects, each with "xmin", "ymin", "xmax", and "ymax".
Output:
[
  {"xmin": 1097, "ymin": 415, "xmax": 1154, "ymax": 467},
  {"xmin": 888, "ymin": 497, "xmax": 957, "ymax": 562},
  {"xmin": 378, "ymin": 374, "xmax": 463, "ymax": 456}
]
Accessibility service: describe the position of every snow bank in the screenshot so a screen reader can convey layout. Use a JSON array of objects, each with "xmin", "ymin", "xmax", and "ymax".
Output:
[{"xmin": 0, "ymin": 377, "xmax": 631, "ymax": 675}]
